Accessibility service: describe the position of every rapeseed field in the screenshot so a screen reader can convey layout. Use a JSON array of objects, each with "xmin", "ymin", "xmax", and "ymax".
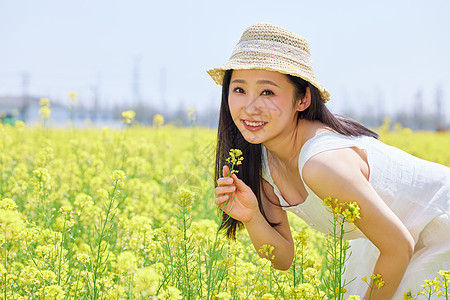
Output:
[{"xmin": 0, "ymin": 108, "xmax": 449, "ymax": 299}]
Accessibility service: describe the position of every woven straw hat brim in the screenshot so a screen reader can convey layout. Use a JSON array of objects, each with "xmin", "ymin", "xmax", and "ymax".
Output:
[{"xmin": 207, "ymin": 22, "xmax": 331, "ymax": 102}]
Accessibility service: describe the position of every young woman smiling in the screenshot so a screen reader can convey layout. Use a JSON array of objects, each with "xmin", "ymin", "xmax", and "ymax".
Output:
[{"xmin": 209, "ymin": 23, "xmax": 450, "ymax": 299}]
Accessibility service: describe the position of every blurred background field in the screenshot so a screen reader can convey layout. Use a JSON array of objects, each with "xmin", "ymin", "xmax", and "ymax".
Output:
[{"xmin": 0, "ymin": 116, "xmax": 449, "ymax": 298}]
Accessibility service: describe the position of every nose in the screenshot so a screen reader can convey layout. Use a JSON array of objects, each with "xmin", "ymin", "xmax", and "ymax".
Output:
[{"xmin": 243, "ymin": 94, "xmax": 262, "ymax": 115}]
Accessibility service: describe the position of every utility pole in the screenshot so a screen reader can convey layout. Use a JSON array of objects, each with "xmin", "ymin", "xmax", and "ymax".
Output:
[
  {"xmin": 21, "ymin": 72, "xmax": 30, "ymax": 121},
  {"xmin": 91, "ymin": 73, "xmax": 101, "ymax": 123},
  {"xmin": 132, "ymin": 56, "xmax": 142, "ymax": 107},
  {"xmin": 160, "ymin": 67, "xmax": 167, "ymax": 113},
  {"xmin": 91, "ymin": 85, "xmax": 98, "ymax": 123}
]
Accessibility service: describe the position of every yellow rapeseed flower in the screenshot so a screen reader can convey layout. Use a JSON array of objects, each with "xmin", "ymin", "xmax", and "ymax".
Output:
[
  {"xmin": 261, "ymin": 293, "xmax": 275, "ymax": 300},
  {"xmin": 58, "ymin": 205, "xmax": 73, "ymax": 217},
  {"xmin": 55, "ymin": 216, "xmax": 75, "ymax": 231},
  {"xmin": 116, "ymin": 251, "xmax": 137, "ymax": 274},
  {"xmin": 32, "ymin": 167, "xmax": 52, "ymax": 191},
  {"xmin": 225, "ymin": 148, "xmax": 244, "ymax": 174},
  {"xmin": 188, "ymin": 107, "xmax": 196, "ymax": 123},
  {"xmin": 293, "ymin": 230, "xmax": 308, "ymax": 247},
  {"xmin": 97, "ymin": 188, "xmax": 109, "ymax": 201},
  {"xmin": 370, "ymin": 273, "xmax": 385, "ymax": 288},
  {"xmin": 159, "ymin": 286, "xmax": 182, "ymax": 300},
  {"xmin": 340, "ymin": 201, "xmax": 361, "ymax": 224},
  {"xmin": 215, "ymin": 291, "xmax": 232, "ymax": 300},
  {"xmin": 0, "ymin": 198, "xmax": 18, "ymax": 210},
  {"xmin": 438, "ymin": 270, "xmax": 450, "ymax": 279},
  {"xmin": 74, "ymin": 193, "xmax": 94, "ymax": 211},
  {"xmin": 15, "ymin": 120, "xmax": 25, "ymax": 128},
  {"xmin": 122, "ymin": 110, "xmax": 136, "ymax": 124},
  {"xmin": 289, "ymin": 283, "xmax": 316, "ymax": 298},
  {"xmin": 0, "ymin": 209, "xmax": 25, "ymax": 239},
  {"xmin": 258, "ymin": 244, "xmax": 275, "ymax": 261},
  {"xmin": 152, "ymin": 114, "xmax": 164, "ymax": 127},
  {"xmin": 227, "ymin": 149, "xmax": 243, "ymax": 165},
  {"xmin": 134, "ymin": 266, "xmax": 160, "ymax": 297},
  {"xmin": 403, "ymin": 289, "xmax": 416, "ymax": 299},
  {"xmin": 111, "ymin": 170, "xmax": 126, "ymax": 188},
  {"xmin": 74, "ymin": 252, "xmax": 90, "ymax": 265},
  {"xmin": 35, "ymin": 244, "xmax": 58, "ymax": 259},
  {"xmin": 67, "ymin": 92, "xmax": 78, "ymax": 102},
  {"xmin": 41, "ymin": 270, "xmax": 57, "ymax": 284},
  {"xmin": 323, "ymin": 197, "xmax": 361, "ymax": 224},
  {"xmin": 40, "ymin": 284, "xmax": 65, "ymax": 300},
  {"xmin": 323, "ymin": 196, "xmax": 338, "ymax": 209},
  {"xmin": 176, "ymin": 188, "xmax": 194, "ymax": 212},
  {"xmin": 303, "ymin": 266, "xmax": 322, "ymax": 289},
  {"xmin": 38, "ymin": 106, "xmax": 51, "ymax": 119},
  {"xmin": 39, "ymin": 98, "xmax": 50, "ymax": 106}
]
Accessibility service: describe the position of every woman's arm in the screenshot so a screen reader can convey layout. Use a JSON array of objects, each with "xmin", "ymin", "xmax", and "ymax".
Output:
[
  {"xmin": 302, "ymin": 147, "xmax": 415, "ymax": 300},
  {"xmin": 245, "ymin": 178, "xmax": 295, "ymax": 270},
  {"xmin": 214, "ymin": 166, "xmax": 294, "ymax": 270}
]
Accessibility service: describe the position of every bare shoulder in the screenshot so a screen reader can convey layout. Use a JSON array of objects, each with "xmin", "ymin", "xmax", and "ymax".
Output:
[
  {"xmin": 302, "ymin": 147, "xmax": 370, "ymax": 200},
  {"xmin": 301, "ymin": 143, "xmax": 415, "ymax": 263}
]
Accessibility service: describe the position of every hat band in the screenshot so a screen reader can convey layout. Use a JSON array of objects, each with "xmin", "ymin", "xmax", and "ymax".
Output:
[
  {"xmin": 230, "ymin": 39, "xmax": 314, "ymax": 71},
  {"xmin": 228, "ymin": 51, "xmax": 315, "ymax": 76}
]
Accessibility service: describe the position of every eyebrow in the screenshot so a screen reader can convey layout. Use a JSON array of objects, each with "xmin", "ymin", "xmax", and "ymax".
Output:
[{"xmin": 230, "ymin": 79, "xmax": 280, "ymax": 88}]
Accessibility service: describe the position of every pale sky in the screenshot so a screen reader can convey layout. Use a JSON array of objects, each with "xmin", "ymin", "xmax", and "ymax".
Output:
[{"xmin": 1, "ymin": 0, "xmax": 449, "ymax": 121}]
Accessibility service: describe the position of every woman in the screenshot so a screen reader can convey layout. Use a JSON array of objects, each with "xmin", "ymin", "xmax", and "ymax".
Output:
[{"xmin": 209, "ymin": 22, "xmax": 450, "ymax": 299}]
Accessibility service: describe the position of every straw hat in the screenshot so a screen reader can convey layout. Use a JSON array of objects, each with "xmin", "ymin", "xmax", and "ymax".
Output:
[{"xmin": 207, "ymin": 22, "xmax": 330, "ymax": 102}]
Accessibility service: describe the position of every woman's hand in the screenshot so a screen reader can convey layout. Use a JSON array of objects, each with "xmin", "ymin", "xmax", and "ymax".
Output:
[{"xmin": 214, "ymin": 165, "xmax": 259, "ymax": 223}]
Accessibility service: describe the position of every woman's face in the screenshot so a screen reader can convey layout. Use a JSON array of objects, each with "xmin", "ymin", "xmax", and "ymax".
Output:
[{"xmin": 228, "ymin": 69, "xmax": 300, "ymax": 145}]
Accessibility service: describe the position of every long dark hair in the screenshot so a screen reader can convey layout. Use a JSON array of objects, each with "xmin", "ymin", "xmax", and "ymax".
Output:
[{"xmin": 215, "ymin": 69, "xmax": 378, "ymax": 239}]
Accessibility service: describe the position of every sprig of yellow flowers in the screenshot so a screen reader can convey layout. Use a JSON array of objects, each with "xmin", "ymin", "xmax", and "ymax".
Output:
[{"xmin": 218, "ymin": 149, "xmax": 244, "ymax": 221}]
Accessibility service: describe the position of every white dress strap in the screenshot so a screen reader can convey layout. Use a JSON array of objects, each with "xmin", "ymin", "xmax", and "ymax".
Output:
[
  {"xmin": 298, "ymin": 133, "xmax": 368, "ymax": 180},
  {"xmin": 262, "ymin": 133, "xmax": 373, "ymax": 208}
]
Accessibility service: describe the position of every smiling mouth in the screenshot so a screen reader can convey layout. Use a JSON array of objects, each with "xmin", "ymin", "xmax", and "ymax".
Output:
[
  {"xmin": 244, "ymin": 120, "xmax": 266, "ymax": 126},
  {"xmin": 242, "ymin": 120, "xmax": 267, "ymax": 130}
]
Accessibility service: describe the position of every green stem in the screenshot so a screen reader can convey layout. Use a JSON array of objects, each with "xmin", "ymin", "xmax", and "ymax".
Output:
[
  {"xmin": 57, "ymin": 220, "xmax": 66, "ymax": 286},
  {"xmin": 182, "ymin": 208, "xmax": 191, "ymax": 298},
  {"xmin": 163, "ymin": 233, "xmax": 175, "ymax": 290},
  {"xmin": 72, "ymin": 266, "xmax": 82, "ymax": 299},
  {"xmin": 272, "ymin": 269, "xmax": 286, "ymax": 299},
  {"xmin": 206, "ymin": 229, "xmax": 223, "ymax": 300},
  {"xmin": 300, "ymin": 243, "xmax": 304, "ymax": 284},
  {"xmin": 3, "ymin": 231, "xmax": 7, "ymax": 300},
  {"xmin": 292, "ymin": 249, "xmax": 297, "ymax": 286},
  {"xmin": 92, "ymin": 183, "xmax": 118, "ymax": 299},
  {"xmin": 445, "ymin": 275, "xmax": 448, "ymax": 300},
  {"xmin": 338, "ymin": 220, "xmax": 345, "ymax": 300},
  {"xmin": 368, "ymin": 281, "xmax": 375, "ymax": 300},
  {"xmin": 333, "ymin": 218, "xmax": 338, "ymax": 299}
]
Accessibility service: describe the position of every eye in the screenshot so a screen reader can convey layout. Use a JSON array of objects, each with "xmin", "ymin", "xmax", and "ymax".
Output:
[
  {"xmin": 233, "ymin": 87, "xmax": 245, "ymax": 94},
  {"xmin": 261, "ymin": 89, "xmax": 274, "ymax": 96}
]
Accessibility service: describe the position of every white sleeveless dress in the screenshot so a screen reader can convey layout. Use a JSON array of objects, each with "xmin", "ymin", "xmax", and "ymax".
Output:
[{"xmin": 261, "ymin": 132, "xmax": 450, "ymax": 299}]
